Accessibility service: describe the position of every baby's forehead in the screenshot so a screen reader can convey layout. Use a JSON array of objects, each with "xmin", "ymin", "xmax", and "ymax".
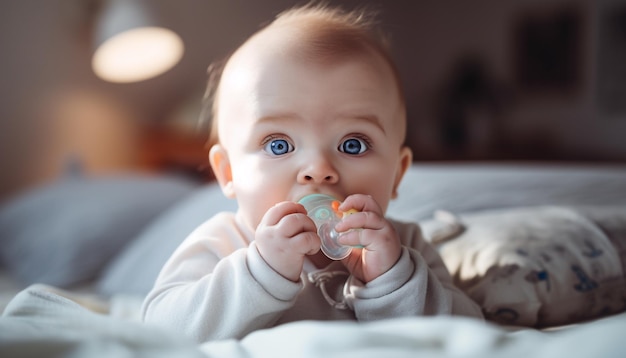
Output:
[
  {"xmin": 221, "ymin": 23, "xmax": 402, "ymax": 103},
  {"xmin": 219, "ymin": 25, "xmax": 398, "ymax": 106}
]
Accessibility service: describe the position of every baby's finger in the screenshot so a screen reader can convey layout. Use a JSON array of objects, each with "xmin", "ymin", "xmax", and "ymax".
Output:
[
  {"xmin": 335, "ymin": 229, "xmax": 364, "ymax": 248},
  {"xmin": 338, "ymin": 194, "xmax": 383, "ymax": 216},
  {"xmin": 260, "ymin": 201, "xmax": 308, "ymax": 226},
  {"xmin": 335, "ymin": 210, "xmax": 385, "ymax": 233},
  {"xmin": 291, "ymin": 231, "xmax": 321, "ymax": 256},
  {"xmin": 277, "ymin": 212, "xmax": 318, "ymax": 238}
]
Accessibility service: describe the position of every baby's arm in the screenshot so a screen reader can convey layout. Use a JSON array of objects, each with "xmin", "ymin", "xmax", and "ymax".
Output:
[
  {"xmin": 343, "ymin": 219, "xmax": 483, "ymax": 320},
  {"xmin": 141, "ymin": 213, "xmax": 305, "ymax": 341}
]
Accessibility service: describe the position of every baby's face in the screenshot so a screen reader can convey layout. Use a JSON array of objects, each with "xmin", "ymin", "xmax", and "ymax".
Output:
[{"xmin": 213, "ymin": 33, "xmax": 411, "ymax": 231}]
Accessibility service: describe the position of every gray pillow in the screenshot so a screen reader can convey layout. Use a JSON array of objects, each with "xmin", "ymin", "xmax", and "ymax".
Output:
[
  {"xmin": 0, "ymin": 175, "xmax": 197, "ymax": 287},
  {"xmin": 97, "ymin": 183, "xmax": 237, "ymax": 296}
]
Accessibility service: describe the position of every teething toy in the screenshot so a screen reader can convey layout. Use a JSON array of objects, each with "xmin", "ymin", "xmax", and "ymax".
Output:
[{"xmin": 298, "ymin": 194, "xmax": 355, "ymax": 260}]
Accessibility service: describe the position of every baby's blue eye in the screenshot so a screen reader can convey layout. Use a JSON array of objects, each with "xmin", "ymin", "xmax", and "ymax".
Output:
[
  {"xmin": 264, "ymin": 138, "xmax": 293, "ymax": 156},
  {"xmin": 339, "ymin": 138, "xmax": 368, "ymax": 155}
]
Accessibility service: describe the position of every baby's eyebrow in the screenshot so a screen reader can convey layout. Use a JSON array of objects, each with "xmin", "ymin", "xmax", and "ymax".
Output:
[
  {"xmin": 348, "ymin": 114, "xmax": 386, "ymax": 134},
  {"xmin": 255, "ymin": 114, "xmax": 300, "ymax": 125}
]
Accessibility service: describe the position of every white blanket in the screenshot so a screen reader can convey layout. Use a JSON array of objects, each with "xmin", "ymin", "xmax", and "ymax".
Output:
[{"xmin": 2, "ymin": 285, "xmax": 626, "ymax": 358}]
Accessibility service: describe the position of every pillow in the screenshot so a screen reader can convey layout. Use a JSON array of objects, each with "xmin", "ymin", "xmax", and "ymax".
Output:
[
  {"xmin": 0, "ymin": 175, "xmax": 197, "ymax": 287},
  {"xmin": 97, "ymin": 183, "xmax": 237, "ymax": 296},
  {"xmin": 420, "ymin": 206, "xmax": 626, "ymax": 327}
]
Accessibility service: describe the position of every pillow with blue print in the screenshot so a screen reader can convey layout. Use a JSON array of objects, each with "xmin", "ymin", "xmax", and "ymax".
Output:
[{"xmin": 420, "ymin": 205, "xmax": 626, "ymax": 327}]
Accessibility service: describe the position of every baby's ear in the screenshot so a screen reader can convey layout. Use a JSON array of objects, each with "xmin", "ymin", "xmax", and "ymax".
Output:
[
  {"xmin": 209, "ymin": 144, "xmax": 235, "ymax": 198},
  {"xmin": 391, "ymin": 146, "xmax": 413, "ymax": 199}
]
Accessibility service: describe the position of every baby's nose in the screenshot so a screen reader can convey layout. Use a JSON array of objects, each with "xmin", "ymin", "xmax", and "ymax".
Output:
[{"xmin": 298, "ymin": 157, "xmax": 338, "ymax": 184}]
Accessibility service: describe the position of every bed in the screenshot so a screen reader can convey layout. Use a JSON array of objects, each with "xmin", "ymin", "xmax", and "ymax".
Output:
[{"xmin": 1, "ymin": 162, "xmax": 626, "ymax": 357}]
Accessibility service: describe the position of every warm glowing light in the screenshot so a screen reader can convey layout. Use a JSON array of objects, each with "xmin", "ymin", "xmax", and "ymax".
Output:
[{"xmin": 92, "ymin": 27, "xmax": 184, "ymax": 83}]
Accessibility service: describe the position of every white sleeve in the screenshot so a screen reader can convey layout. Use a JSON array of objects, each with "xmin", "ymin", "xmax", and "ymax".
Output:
[
  {"xmin": 141, "ymin": 215, "xmax": 303, "ymax": 342},
  {"xmin": 344, "ymin": 220, "xmax": 483, "ymax": 320}
]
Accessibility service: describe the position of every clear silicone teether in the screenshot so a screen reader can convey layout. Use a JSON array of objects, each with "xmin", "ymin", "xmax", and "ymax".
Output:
[{"xmin": 298, "ymin": 194, "xmax": 352, "ymax": 260}]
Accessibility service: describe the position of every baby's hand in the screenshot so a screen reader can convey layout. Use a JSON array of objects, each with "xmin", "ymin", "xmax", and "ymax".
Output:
[
  {"xmin": 335, "ymin": 194, "xmax": 402, "ymax": 283},
  {"xmin": 255, "ymin": 201, "xmax": 320, "ymax": 281}
]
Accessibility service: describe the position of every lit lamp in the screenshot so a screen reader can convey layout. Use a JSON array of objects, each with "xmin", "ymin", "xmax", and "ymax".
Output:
[{"xmin": 92, "ymin": 0, "xmax": 184, "ymax": 83}]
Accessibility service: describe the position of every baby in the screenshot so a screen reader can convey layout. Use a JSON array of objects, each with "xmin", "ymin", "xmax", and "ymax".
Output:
[{"xmin": 142, "ymin": 4, "xmax": 482, "ymax": 342}]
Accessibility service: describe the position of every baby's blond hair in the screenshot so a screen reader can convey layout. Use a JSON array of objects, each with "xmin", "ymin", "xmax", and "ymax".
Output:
[{"xmin": 201, "ymin": 3, "xmax": 404, "ymax": 151}]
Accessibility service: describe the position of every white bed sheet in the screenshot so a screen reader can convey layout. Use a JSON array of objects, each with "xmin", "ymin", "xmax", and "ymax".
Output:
[{"xmin": 1, "ymin": 284, "xmax": 625, "ymax": 358}]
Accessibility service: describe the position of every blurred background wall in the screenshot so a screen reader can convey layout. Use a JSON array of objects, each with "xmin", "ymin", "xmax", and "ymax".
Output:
[{"xmin": 1, "ymin": 0, "xmax": 625, "ymax": 202}]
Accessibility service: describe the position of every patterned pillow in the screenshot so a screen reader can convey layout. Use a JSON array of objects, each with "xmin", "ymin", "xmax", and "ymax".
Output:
[{"xmin": 420, "ymin": 206, "xmax": 626, "ymax": 327}]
